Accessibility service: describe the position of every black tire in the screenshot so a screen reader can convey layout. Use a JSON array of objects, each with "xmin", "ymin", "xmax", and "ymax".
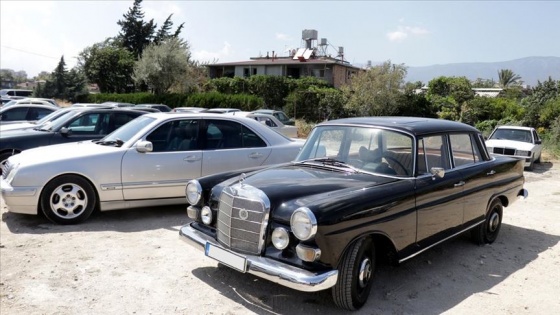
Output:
[
  {"xmin": 471, "ymin": 199, "xmax": 503, "ymax": 245},
  {"xmin": 40, "ymin": 175, "xmax": 97, "ymax": 225},
  {"xmin": 332, "ymin": 237, "xmax": 375, "ymax": 310},
  {"xmin": 527, "ymin": 159, "xmax": 534, "ymax": 171}
]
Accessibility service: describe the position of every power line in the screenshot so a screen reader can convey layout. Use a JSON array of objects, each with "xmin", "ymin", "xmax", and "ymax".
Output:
[{"xmin": 1, "ymin": 45, "xmax": 59, "ymax": 59}]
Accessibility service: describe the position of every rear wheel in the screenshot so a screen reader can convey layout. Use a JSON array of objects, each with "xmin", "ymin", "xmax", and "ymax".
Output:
[
  {"xmin": 332, "ymin": 237, "xmax": 375, "ymax": 310},
  {"xmin": 40, "ymin": 175, "xmax": 97, "ymax": 225},
  {"xmin": 472, "ymin": 199, "xmax": 503, "ymax": 245}
]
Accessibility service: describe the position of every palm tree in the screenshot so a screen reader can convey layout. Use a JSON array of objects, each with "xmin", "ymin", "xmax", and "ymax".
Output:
[{"xmin": 498, "ymin": 69, "xmax": 522, "ymax": 88}]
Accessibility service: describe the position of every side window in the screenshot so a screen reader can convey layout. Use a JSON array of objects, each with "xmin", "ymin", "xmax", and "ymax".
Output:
[
  {"xmin": 111, "ymin": 113, "xmax": 137, "ymax": 131},
  {"xmin": 35, "ymin": 108, "xmax": 54, "ymax": 120},
  {"xmin": 146, "ymin": 121, "xmax": 174, "ymax": 152},
  {"xmin": 67, "ymin": 113, "xmax": 101, "ymax": 134},
  {"xmin": 263, "ymin": 118, "xmax": 276, "ymax": 127},
  {"xmin": 450, "ymin": 134, "xmax": 482, "ymax": 167},
  {"xmin": 532, "ymin": 130, "xmax": 540, "ymax": 143},
  {"xmin": 205, "ymin": 120, "xmax": 242, "ymax": 149},
  {"xmin": 2, "ymin": 107, "xmax": 28, "ymax": 121},
  {"xmin": 241, "ymin": 125, "xmax": 266, "ymax": 147},
  {"xmin": 417, "ymin": 135, "xmax": 448, "ymax": 174},
  {"xmin": 147, "ymin": 120, "xmax": 199, "ymax": 152}
]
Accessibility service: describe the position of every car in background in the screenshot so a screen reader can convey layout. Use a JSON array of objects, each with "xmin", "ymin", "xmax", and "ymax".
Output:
[
  {"xmin": 0, "ymin": 89, "xmax": 33, "ymax": 100},
  {"xmin": 252, "ymin": 109, "xmax": 295, "ymax": 125},
  {"xmin": 485, "ymin": 125, "xmax": 543, "ymax": 170},
  {"xmin": 2, "ymin": 98, "xmax": 58, "ymax": 108},
  {"xmin": 135, "ymin": 103, "xmax": 172, "ymax": 112},
  {"xmin": 102, "ymin": 101, "xmax": 135, "ymax": 108},
  {"xmin": 180, "ymin": 116, "xmax": 528, "ymax": 310},
  {"xmin": 0, "ymin": 104, "xmax": 58, "ymax": 125},
  {"xmin": 230, "ymin": 112, "xmax": 298, "ymax": 138},
  {"xmin": 172, "ymin": 107, "xmax": 206, "ymax": 113},
  {"xmin": 1, "ymin": 112, "xmax": 304, "ymax": 224},
  {"xmin": 0, "ymin": 107, "xmax": 147, "ymax": 168},
  {"xmin": 202, "ymin": 108, "xmax": 241, "ymax": 114},
  {"xmin": 71, "ymin": 103, "xmax": 111, "ymax": 108},
  {"xmin": 0, "ymin": 107, "xmax": 83, "ymax": 132}
]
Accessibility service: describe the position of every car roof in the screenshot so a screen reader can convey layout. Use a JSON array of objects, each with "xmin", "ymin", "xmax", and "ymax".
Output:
[
  {"xmin": 321, "ymin": 117, "xmax": 479, "ymax": 136},
  {"xmin": 495, "ymin": 125, "xmax": 534, "ymax": 131},
  {"xmin": 0, "ymin": 103, "xmax": 57, "ymax": 112}
]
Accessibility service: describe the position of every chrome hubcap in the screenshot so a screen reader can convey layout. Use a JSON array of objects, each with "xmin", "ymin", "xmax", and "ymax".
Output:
[
  {"xmin": 358, "ymin": 258, "xmax": 372, "ymax": 288},
  {"xmin": 50, "ymin": 183, "xmax": 87, "ymax": 219},
  {"xmin": 488, "ymin": 212, "xmax": 500, "ymax": 232}
]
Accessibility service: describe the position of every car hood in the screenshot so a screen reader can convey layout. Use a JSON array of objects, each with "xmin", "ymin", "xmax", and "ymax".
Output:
[
  {"xmin": 214, "ymin": 163, "xmax": 399, "ymax": 223},
  {"xmin": 9, "ymin": 140, "xmax": 121, "ymax": 167},
  {"xmin": 0, "ymin": 127, "xmax": 52, "ymax": 139},
  {"xmin": 485, "ymin": 139, "xmax": 535, "ymax": 150},
  {"xmin": 0, "ymin": 122, "xmax": 35, "ymax": 132}
]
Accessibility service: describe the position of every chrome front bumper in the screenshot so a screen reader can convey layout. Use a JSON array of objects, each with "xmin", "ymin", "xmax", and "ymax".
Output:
[{"xmin": 179, "ymin": 222, "xmax": 338, "ymax": 292}]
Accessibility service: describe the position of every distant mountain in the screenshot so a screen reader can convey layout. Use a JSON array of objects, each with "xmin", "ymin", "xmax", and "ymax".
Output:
[{"xmin": 404, "ymin": 56, "xmax": 560, "ymax": 87}]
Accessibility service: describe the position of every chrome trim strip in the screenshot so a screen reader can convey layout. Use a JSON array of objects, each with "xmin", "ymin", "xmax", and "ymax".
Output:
[
  {"xmin": 179, "ymin": 223, "xmax": 338, "ymax": 292},
  {"xmin": 399, "ymin": 220, "xmax": 485, "ymax": 263},
  {"xmin": 120, "ymin": 179, "xmax": 188, "ymax": 190}
]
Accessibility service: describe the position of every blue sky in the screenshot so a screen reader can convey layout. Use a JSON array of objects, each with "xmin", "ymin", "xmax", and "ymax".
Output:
[{"xmin": 1, "ymin": 0, "xmax": 559, "ymax": 78}]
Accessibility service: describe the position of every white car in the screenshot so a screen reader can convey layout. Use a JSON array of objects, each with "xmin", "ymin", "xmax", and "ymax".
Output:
[
  {"xmin": 485, "ymin": 125, "xmax": 543, "ymax": 170},
  {"xmin": 1, "ymin": 113, "xmax": 304, "ymax": 224},
  {"xmin": 228, "ymin": 112, "xmax": 298, "ymax": 138}
]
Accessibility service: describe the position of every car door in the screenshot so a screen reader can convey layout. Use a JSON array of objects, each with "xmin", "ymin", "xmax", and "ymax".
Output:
[
  {"xmin": 121, "ymin": 118, "xmax": 203, "ymax": 200},
  {"xmin": 200, "ymin": 118, "xmax": 271, "ymax": 176},
  {"xmin": 49, "ymin": 112, "xmax": 109, "ymax": 145},
  {"xmin": 415, "ymin": 134, "xmax": 465, "ymax": 247}
]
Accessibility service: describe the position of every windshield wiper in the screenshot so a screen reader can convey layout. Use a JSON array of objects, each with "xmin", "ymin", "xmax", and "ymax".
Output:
[
  {"xmin": 95, "ymin": 138, "xmax": 124, "ymax": 147},
  {"xmin": 298, "ymin": 157, "xmax": 363, "ymax": 173}
]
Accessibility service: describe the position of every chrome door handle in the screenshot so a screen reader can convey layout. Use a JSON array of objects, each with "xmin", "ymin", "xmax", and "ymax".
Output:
[
  {"xmin": 248, "ymin": 152, "xmax": 263, "ymax": 159},
  {"xmin": 486, "ymin": 170, "xmax": 496, "ymax": 175},
  {"xmin": 184, "ymin": 155, "xmax": 201, "ymax": 162},
  {"xmin": 454, "ymin": 181, "xmax": 465, "ymax": 187}
]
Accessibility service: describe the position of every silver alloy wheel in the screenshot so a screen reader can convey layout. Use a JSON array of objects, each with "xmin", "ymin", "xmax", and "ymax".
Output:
[
  {"xmin": 358, "ymin": 258, "xmax": 372, "ymax": 288},
  {"xmin": 49, "ymin": 183, "xmax": 88, "ymax": 219}
]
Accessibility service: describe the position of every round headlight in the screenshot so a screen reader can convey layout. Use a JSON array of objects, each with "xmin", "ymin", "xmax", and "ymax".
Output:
[
  {"xmin": 185, "ymin": 180, "xmax": 202, "ymax": 205},
  {"xmin": 290, "ymin": 207, "xmax": 317, "ymax": 241},
  {"xmin": 201, "ymin": 206, "xmax": 213, "ymax": 225},
  {"xmin": 271, "ymin": 227, "xmax": 289, "ymax": 250}
]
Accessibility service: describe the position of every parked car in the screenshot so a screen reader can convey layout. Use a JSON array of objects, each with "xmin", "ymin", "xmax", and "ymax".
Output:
[
  {"xmin": 1, "ymin": 113, "xmax": 304, "ymax": 224},
  {"xmin": 102, "ymin": 101, "xmax": 135, "ymax": 108},
  {"xmin": 0, "ymin": 107, "xmax": 147, "ymax": 168},
  {"xmin": 485, "ymin": 125, "xmax": 543, "ymax": 170},
  {"xmin": 179, "ymin": 116, "xmax": 528, "ymax": 310},
  {"xmin": 252, "ymin": 109, "xmax": 295, "ymax": 125},
  {"xmin": 0, "ymin": 89, "xmax": 33, "ymax": 99},
  {"xmin": 202, "ymin": 108, "xmax": 241, "ymax": 114},
  {"xmin": 172, "ymin": 107, "xmax": 206, "ymax": 113},
  {"xmin": 0, "ymin": 104, "xmax": 58, "ymax": 125},
  {"xmin": 0, "ymin": 107, "xmax": 80, "ymax": 132},
  {"xmin": 2, "ymin": 98, "xmax": 58, "ymax": 108},
  {"xmin": 233, "ymin": 112, "xmax": 298, "ymax": 138},
  {"xmin": 135, "ymin": 103, "xmax": 172, "ymax": 112},
  {"xmin": 71, "ymin": 103, "xmax": 112, "ymax": 108}
]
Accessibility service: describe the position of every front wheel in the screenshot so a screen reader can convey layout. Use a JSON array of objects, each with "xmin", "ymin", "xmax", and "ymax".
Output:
[
  {"xmin": 332, "ymin": 237, "xmax": 375, "ymax": 310},
  {"xmin": 471, "ymin": 199, "xmax": 503, "ymax": 245},
  {"xmin": 40, "ymin": 175, "xmax": 97, "ymax": 225}
]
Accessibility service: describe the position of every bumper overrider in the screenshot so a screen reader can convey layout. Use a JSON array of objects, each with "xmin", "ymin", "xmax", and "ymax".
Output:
[{"xmin": 179, "ymin": 222, "xmax": 338, "ymax": 292}]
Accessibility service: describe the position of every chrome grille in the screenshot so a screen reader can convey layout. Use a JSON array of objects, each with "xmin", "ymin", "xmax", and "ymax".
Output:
[
  {"xmin": 493, "ymin": 147, "xmax": 516, "ymax": 155},
  {"xmin": 216, "ymin": 184, "xmax": 270, "ymax": 255}
]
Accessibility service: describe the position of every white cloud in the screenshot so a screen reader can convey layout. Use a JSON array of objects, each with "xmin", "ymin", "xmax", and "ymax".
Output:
[
  {"xmin": 386, "ymin": 24, "xmax": 430, "ymax": 42},
  {"xmin": 276, "ymin": 33, "xmax": 292, "ymax": 41},
  {"xmin": 192, "ymin": 42, "xmax": 232, "ymax": 63}
]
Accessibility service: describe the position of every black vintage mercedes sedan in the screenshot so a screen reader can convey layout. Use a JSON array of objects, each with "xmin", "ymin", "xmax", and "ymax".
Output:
[{"xmin": 179, "ymin": 117, "xmax": 528, "ymax": 310}]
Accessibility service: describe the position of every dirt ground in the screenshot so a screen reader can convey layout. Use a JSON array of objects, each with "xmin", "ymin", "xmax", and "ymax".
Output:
[{"xmin": 1, "ymin": 161, "xmax": 559, "ymax": 315}]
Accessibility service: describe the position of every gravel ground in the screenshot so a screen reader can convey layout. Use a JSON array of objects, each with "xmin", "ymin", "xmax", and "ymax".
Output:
[{"xmin": 1, "ymin": 161, "xmax": 559, "ymax": 315}]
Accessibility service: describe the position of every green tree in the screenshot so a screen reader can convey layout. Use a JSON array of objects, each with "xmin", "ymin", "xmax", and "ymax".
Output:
[
  {"xmin": 341, "ymin": 60, "xmax": 407, "ymax": 116},
  {"xmin": 426, "ymin": 76, "xmax": 474, "ymax": 121},
  {"xmin": 116, "ymin": 0, "xmax": 156, "ymax": 59},
  {"xmin": 498, "ymin": 69, "xmax": 522, "ymax": 88},
  {"xmin": 132, "ymin": 37, "xmax": 191, "ymax": 95},
  {"xmin": 153, "ymin": 14, "xmax": 185, "ymax": 45},
  {"xmin": 522, "ymin": 77, "xmax": 560, "ymax": 128},
  {"xmin": 78, "ymin": 39, "xmax": 136, "ymax": 93}
]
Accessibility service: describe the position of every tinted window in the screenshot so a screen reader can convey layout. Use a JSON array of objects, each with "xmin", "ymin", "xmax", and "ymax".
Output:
[
  {"xmin": 205, "ymin": 119, "xmax": 265, "ymax": 149},
  {"xmin": 1, "ymin": 107, "xmax": 28, "ymax": 121},
  {"xmin": 147, "ymin": 119, "xmax": 199, "ymax": 152},
  {"xmin": 67, "ymin": 113, "xmax": 102, "ymax": 134},
  {"xmin": 28, "ymin": 107, "xmax": 53, "ymax": 120}
]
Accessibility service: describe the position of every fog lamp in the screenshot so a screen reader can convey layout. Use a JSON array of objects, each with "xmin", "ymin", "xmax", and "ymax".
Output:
[
  {"xmin": 271, "ymin": 227, "xmax": 289, "ymax": 250},
  {"xmin": 201, "ymin": 206, "xmax": 213, "ymax": 225},
  {"xmin": 296, "ymin": 244, "xmax": 321, "ymax": 262}
]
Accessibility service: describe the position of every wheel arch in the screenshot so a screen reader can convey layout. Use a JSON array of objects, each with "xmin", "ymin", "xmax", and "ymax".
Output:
[{"xmin": 334, "ymin": 231, "xmax": 398, "ymax": 268}]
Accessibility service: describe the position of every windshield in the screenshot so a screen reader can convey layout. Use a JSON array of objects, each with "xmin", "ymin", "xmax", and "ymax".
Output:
[
  {"xmin": 295, "ymin": 125, "xmax": 414, "ymax": 177},
  {"xmin": 40, "ymin": 110, "xmax": 82, "ymax": 131},
  {"xmin": 102, "ymin": 116, "xmax": 155, "ymax": 143},
  {"xmin": 35, "ymin": 108, "xmax": 73, "ymax": 126},
  {"xmin": 490, "ymin": 128, "xmax": 532, "ymax": 143}
]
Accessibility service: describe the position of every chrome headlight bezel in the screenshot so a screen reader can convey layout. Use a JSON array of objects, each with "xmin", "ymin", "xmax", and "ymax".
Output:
[
  {"xmin": 290, "ymin": 207, "xmax": 317, "ymax": 241},
  {"xmin": 200, "ymin": 206, "xmax": 213, "ymax": 225},
  {"xmin": 271, "ymin": 227, "xmax": 290, "ymax": 250},
  {"xmin": 185, "ymin": 180, "xmax": 202, "ymax": 205}
]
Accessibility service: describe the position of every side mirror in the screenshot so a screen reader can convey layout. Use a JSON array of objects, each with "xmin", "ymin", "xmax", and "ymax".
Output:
[
  {"xmin": 136, "ymin": 140, "xmax": 153, "ymax": 153},
  {"xmin": 430, "ymin": 167, "xmax": 445, "ymax": 179},
  {"xmin": 60, "ymin": 127, "xmax": 72, "ymax": 136},
  {"xmin": 535, "ymin": 140, "xmax": 542, "ymax": 145}
]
